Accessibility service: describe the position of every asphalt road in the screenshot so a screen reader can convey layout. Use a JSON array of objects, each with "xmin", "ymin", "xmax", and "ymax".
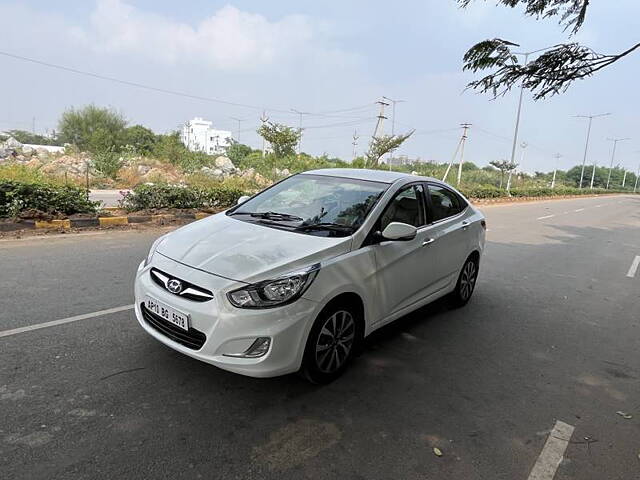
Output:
[
  {"xmin": 1, "ymin": 195, "xmax": 639, "ymax": 480},
  {"xmin": 89, "ymin": 190, "xmax": 128, "ymax": 207}
]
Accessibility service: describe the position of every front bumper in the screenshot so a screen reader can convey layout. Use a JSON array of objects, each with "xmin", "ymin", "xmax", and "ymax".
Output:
[{"xmin": 134, "ymin": 253, "xmax": 319, "ymax": 378}]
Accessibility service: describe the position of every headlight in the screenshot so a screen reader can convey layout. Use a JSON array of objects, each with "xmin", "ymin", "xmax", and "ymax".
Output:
[
  {"xmin": 227, "ymin": 264, "xmax": 320, "ymax": 309},
  {"xmin": 144, "ymin": 234, "xmax": 168, "ymax": 267}
]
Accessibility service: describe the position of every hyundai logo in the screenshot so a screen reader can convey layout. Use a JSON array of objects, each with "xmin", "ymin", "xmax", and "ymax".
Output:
[{"xmin": 167, "ymin": 279, "xmax": 183, "ymax": 294}]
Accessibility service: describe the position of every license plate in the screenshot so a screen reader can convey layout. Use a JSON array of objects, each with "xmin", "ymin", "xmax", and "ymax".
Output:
[{"xmin": 145, "ymin": 296, "xmax": 190, "ymax": 331}]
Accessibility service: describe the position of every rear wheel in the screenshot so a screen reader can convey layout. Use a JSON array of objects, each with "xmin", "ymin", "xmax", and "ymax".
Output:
[
  {"xmin": 450, "ymin": 255, "xmax": 479, "ymax": 307},
  {"xmin": 301, "ymin": 304, "xmax": 359, "ymax": 384}
]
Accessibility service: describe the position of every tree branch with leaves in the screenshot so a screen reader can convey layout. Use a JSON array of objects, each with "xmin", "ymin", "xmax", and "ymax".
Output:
[
  {"xmin": 256, "ymin": 122, "xmax": 301, "ymax": 158},
  {"xmin": 365, "ymin": 131, "xmax": 414, "ymax": 167},
  {"xmin": 459, "ymin": 0, "xmax": 639, "ymax": 100}
]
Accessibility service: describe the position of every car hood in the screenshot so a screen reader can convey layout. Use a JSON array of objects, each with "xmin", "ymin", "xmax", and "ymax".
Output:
[{"xmin": 157, "ymin": 212, "xmax": 351, "ymax": 283}]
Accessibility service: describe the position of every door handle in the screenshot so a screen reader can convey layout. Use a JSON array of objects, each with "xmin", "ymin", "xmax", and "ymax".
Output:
[
  {"xmin": 461, "ymin": 220, "xmax": 470, "ymax": 230},
  {"xmin": 422, "ymin": 238, "xmax": 435, "ymax": 246}
]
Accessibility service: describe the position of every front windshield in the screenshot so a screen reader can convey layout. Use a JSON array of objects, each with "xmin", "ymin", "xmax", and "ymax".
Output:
[{"xmin": 229, "ymin": 174, "xmax": 388, "ymax": 235}]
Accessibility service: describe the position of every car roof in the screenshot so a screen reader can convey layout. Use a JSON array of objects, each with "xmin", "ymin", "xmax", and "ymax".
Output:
[{"xmin": 302, "ymin": 168, "xmax": 440, "ymax": 185}]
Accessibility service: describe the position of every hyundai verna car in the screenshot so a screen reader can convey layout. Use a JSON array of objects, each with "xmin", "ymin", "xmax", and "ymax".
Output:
[{"xmin": 134, "ymin": 169, "xmax": 486, "ymax": 383}]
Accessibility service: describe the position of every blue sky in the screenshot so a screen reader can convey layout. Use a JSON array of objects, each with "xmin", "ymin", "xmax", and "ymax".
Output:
[{"xmin": 1, "ymin": 0, "xmax": 639, "ymax": 172}]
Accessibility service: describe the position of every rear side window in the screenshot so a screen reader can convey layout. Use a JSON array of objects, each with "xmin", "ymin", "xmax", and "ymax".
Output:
[
  {"xmin": 379, "ymin": 184, "xmax": 426, "ymax": 230},
  {"xmin": 427, "ymin": 185, "xmax": 464, "ymax": 222}
]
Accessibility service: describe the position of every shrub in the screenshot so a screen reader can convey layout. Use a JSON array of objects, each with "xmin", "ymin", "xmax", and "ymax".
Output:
[
  {"xmin": 119, "ymin": 183, "xmax": 246, "ymax": 212},
  {"xmin": 0, "ymin": 181, "xmax": 99, "ymax": 217},
  {"xmin": 92, "ymin": 147, "xmax": 122, "ymax": 179},
  {"xmin": 0, "ymin": 164, "xmax": 65, "ymax": 185}
]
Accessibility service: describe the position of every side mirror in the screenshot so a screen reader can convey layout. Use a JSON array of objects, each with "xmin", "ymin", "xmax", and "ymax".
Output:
[
  {"xmin": 236, "ymin": 195, "xmax": 250, "ymax": 205},
  {"xmin": 380, "ymin": 222, "xmax": 417, "ymax": 241}
]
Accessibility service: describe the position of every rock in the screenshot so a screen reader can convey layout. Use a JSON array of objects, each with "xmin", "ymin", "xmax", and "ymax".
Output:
[
  {"xmin": 36, "ymin": 148, "xmax": 49, "ymax": 156},
  {"xmin": 0, "ymin": 148, "xmax": 10, "ymax": 159},
  {"xmin": 241, "ymin": 167, "xmax": 255, "ymax": 179},
  {"xmin": 199, "ymin": 166, "xmax": 225, "ymax": 180},
  {"xmin": 281, "ymin": 168, "xmax": 290, "ymax": 177},
  {"xmin": 3, "ymin": 137, "xmax": 22, "ymax": 149},
  {"xmin": 21, "ymin": 146, "xmax": 34, "ymax": 157},
  {"xmin": 25, "ymin": 158, "xmax": 42, "ymax": 168},
  {"xmin": 254, "ymin": 173, "xmax": 271, "ymax": 187},
  {"xmin": 137, "ymin": 165, "xmax": 151, "ymax": 175},
  {"xmin": 214, "ymin": 156, "xmax": 236, "ymax": 173}
]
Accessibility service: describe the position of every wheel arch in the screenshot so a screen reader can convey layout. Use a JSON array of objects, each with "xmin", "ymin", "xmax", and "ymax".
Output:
[{"xmin": 320, "ymin": 292, "xmax": 366, "ymax": 340}]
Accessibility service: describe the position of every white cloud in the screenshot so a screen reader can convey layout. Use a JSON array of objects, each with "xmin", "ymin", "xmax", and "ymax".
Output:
[{"xmin": 83, "ymin": 0, "xmax": 351, "ymax": 72}]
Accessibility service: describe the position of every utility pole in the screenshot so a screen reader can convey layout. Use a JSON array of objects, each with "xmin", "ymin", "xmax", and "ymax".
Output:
[
  {"xmin": 260, "ymin": 111, "xmax": 269, "ymax": 158},
  {"xmin": 575, "ymin": 113, "xmax": 611, "ymax": 188},
  {"xmin": 291, "ymin": 109, "xmax": 307, "ymax": 157},
  {"xmin": 382, "ymin": 96, "xmax": 405, "ymax": 136},
  {"xmin": 229, "ymin": 117, "xmax": 244, "ymax": 143},
  {"xmin": 456, "ymin": 123, "xmax": 472, "ymax": 186},
  {"xmin": 622, "ymin": 169, "xmax": 627, "ymax": 188},
  {"xmin": 635, "ymin": 159, "xmax": 640, "ymax": 193},
  {"xmin": 372, "ymin": 98, "xmax": 389, "ymax": 139},
  {"xmin": 352, "ymin": 130, "xmax": 359, "ymax": 161},
  {"xmin": 443, "ymin": 124, "xmax": 471, "ymax": 184},
  {"xmin": 507, "ymin": 142, "xmax": 527, "ymax": 192},
  {"xmin": 606, "ymin": 137, "xmax": 630, "ymax": 189},
  {"xmin": 551, "ymin": 153, "xmax": 562, "ymax": 189}
]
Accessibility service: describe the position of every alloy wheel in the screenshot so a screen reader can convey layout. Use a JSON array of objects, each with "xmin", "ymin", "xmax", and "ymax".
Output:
[
  {"xmin": 460, "ymin": 260, "xmax": 477, "ymax": 301},
  {"xmin": 315, "ymin": 310, "xmax": 355, "ymax": 373}
]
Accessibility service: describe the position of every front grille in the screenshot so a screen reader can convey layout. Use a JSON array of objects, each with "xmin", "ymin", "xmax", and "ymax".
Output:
[
  {"xmin": 150, "ymin": 268, "xmax": 214, "ymax": 302},
  {"xmin": 141, "ymin": 304, "xmax": 206, "ymax": 350}
]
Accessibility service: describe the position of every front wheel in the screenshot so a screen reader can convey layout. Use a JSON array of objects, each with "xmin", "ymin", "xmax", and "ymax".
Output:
[
  {"xmin": 300, "ymin": 304, "xmax": 359, "ymax": 384},
  {"xmin": 450, "ymin": 256, "xmax": 479, "ymax": 307}
]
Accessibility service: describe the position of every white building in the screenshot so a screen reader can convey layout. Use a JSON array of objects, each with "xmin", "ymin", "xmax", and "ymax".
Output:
[{"xmin": 181, "ymin": 118, "xmax": 232, "ymax": 155}]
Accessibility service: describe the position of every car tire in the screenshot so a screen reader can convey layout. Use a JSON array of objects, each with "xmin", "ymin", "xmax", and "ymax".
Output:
[
  {"xmin": 450, "ymin": 255, "xmax": 479, "ymax": 308},
  {"xmin": 300, "ymin": 303, "xmax": 361, "ymax": 384}
]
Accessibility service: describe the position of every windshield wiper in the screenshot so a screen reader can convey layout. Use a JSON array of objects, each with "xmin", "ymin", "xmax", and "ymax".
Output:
[
  {"xmin": 295, "ymin": 222, "xmax": 355, "ymax": 233},
  {"xmin": 230, "ymin": 211, "xmax": 303, "ymax": 221}
]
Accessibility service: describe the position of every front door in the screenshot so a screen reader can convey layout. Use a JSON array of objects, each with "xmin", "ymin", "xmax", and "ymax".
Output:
[{"xmin": 372, "ymin": 184, "xmax": 440, "ymax": 320}]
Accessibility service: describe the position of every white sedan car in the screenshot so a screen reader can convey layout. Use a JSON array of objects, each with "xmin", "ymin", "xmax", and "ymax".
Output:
[{"xmin": 134, "ymin": 168, "xmax": 486, "ymax": 383}]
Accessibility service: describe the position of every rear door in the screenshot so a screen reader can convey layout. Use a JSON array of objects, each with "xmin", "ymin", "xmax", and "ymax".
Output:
[{"xmin": 421, "ymin": 183, "xmax": 472, "ymax": 292}]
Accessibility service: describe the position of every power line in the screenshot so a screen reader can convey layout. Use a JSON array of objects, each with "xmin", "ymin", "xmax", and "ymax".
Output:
[{"xmin": 0, "ymin": 50, "xmax": 375, "ymax": 118}]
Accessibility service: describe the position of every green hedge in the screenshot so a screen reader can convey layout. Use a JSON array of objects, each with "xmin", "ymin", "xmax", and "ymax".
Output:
[
  {"xmin": 0, "ymin": 181, "xmax": 99, "ymax": 218},
  {"xmin": 119, "ymin": 183, "xmax": 246, "ymax": 212},
  {"xmin": 459, "ymin": 185, "xmax": 625, "ymax": 199}
]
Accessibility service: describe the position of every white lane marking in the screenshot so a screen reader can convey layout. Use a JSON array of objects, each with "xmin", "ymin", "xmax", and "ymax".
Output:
[
  {"xmin": 0, "ymin": 305, "xmax": 134, "ymax": 338},
  {"xmin": 626, "ymin": 256, "xmax": 640, "ymax": 278},
  {"xmin": 595, "ymin": 204, "xmax": 603, "ymax": 208},
  {"xmin": 574, "ymin": 208, "xmax": 585, "ymax": 212},
  {"xmin": 527, "ymin": 420, "xmax": 575, "ymax": 480},
  {"xmin": 537, "ymin": 215, "xmax": 555, "ymax": 220}
]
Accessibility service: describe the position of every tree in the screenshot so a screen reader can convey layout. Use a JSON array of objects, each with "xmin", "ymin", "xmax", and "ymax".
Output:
[
  {"xmin": 460, "ymin": 0, "xmax": 640, "ymax": 100},
  {"xmin": 58, "ymin": 105, "xmax": 127, "ymax": 152},
  {"xmin": 256, "ymin": 122, "xmax": 301, "ymax": 158},
  {"xmin": 226, "ymin": 141, "xmax": 253, "ymax": 165},
  {"xmin": 365, "ymin": 131, "xmax": 414, "ymax": 167},
  {"xmin": 123, "ymin": 125, "xmax": 157, "ymax": 155},
  {"xmin": 489, "ymin": 160, "xmax": 518, "ymax": 188},
  {"xmin": 152, "ymin": 131, "xmax": 188, "ymax": 165}
]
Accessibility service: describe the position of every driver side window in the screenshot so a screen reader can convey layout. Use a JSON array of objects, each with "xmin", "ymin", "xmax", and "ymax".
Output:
[{"xmin": 379, "ymin": 185, "xmax": 425, "ymax": 231}]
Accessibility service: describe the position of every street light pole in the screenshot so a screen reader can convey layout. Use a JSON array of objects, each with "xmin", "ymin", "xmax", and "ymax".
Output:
[
  {"xmin": 574, "ymin": 113, "xmax": 610, "ymax": 188},
  {"xmin": 507, "ymin": 142, "xmax": 527, "ymax": 192},
  {"xmin": 551, "ymin": 153, "xmax": 562, "ymax": 189},
  {"xmin": 505, "ymin": 48, "xmax": 553, "ymax": 179},
  {"xmin": 606, "ymin": 137, "xmax": 630, "ymax": 189},
  {"xmin": 635, "ymin": 162, "xmax": 640, "ymax": 193}
]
